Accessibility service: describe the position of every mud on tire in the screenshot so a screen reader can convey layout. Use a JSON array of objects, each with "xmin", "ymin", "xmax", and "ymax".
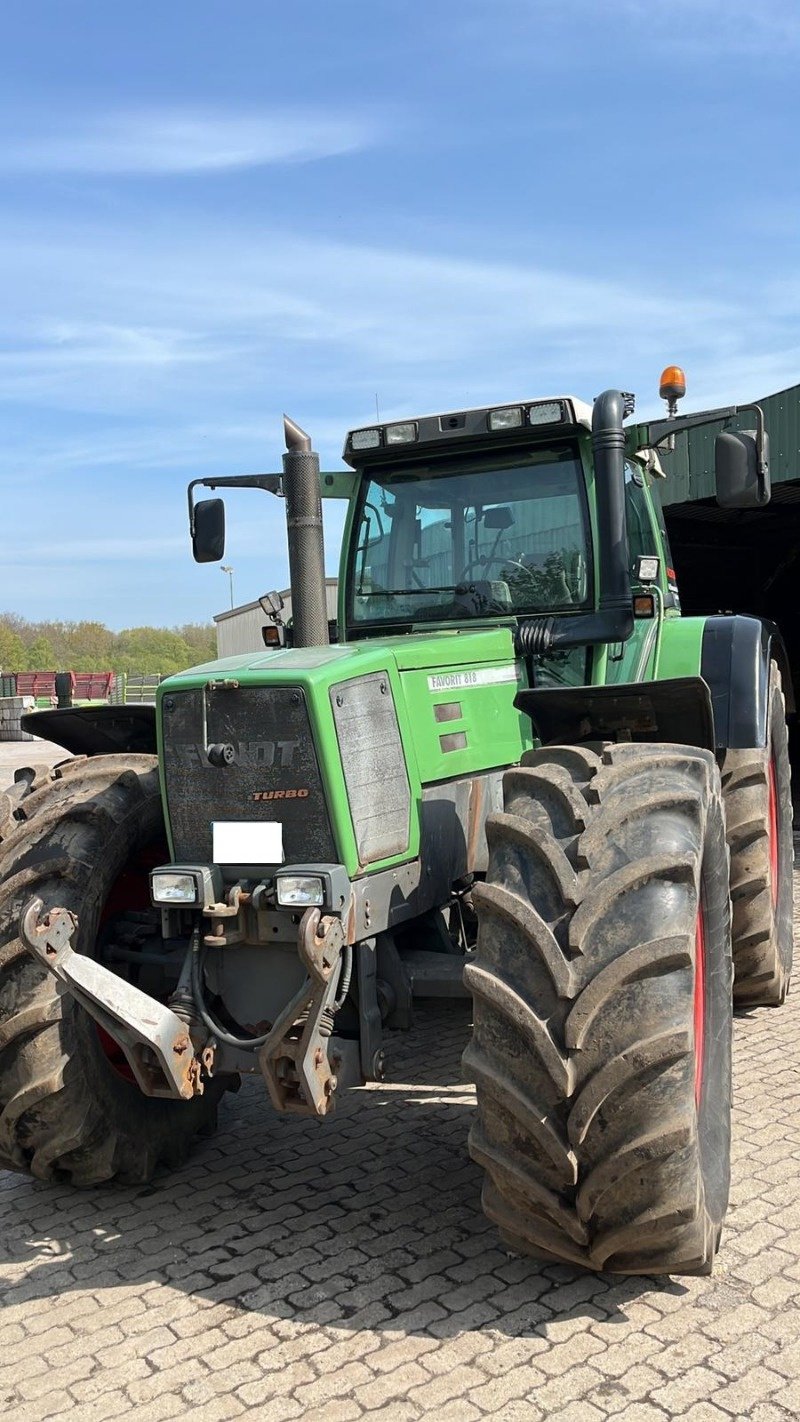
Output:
[
  {"xmin": 0, "ymin": 754, "xmax": 224, "ymax": 1185},
  {"xmin": 465, "ymin": 741, "xmax": 732, "ymax": 1275},
  {"xmin": 721, "ymin": 661, "xmax": 793, "ymax": 1008}
]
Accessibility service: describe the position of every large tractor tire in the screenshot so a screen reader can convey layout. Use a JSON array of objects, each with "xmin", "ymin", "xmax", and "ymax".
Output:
[
  {"xmin": 0, "ymin": 754, "xmax": 224, "ymax": 1185},
  {"xmin": 464, "ymin": 741, "xmax": 732, "ymax": 1275},
  {"xmin": 720, "ymin": 662, "xmax": 793, "ymax": 1008}
]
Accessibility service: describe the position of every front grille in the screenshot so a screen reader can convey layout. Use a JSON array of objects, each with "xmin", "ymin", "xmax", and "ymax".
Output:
[{"xmin": 161, "ymin": 685, "xmax": 336, "ymax": 865}]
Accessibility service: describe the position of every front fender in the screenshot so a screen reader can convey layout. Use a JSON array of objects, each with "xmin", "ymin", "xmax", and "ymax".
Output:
[
  {"xmin": 515, "ymin": 677, "xmax": 715, "ymax": 751},
  {"xmin": 19, "ymin": 704, "xmax": 157, "ymax": 756},
  {"xmin": 700, "ymin": 615, "xmax": 794, "ymax": 750}
]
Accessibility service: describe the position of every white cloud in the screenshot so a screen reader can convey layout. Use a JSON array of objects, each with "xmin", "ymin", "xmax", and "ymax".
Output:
[
  {"xmin": 464, "ymin": 0, "xmax": 800, "ymax": 67},
  {"xmin": 0, "ymin": 220, "xmax": 738, "ymax": 396},
  {"xmin": 0, "ymin": 107, "xmax": 379, "ymax": 175},
  {"xmin": 0, "ymin": 210, "xmax": 797, "ymax": 628},
  {"xmin": 0, "ymin": 212, "xmax": 795, "ymax": 469},
  {"xmin": 615, "ymin": 0, "xmax": 800, "ymax": 53}
]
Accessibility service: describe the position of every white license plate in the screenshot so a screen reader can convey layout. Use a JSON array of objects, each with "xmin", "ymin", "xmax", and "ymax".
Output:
[{"xmin": 212, "ymin": 821, "xmax": 284, "ymax": 864}]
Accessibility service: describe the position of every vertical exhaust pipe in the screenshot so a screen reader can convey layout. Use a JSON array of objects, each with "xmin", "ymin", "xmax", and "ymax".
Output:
[
  {"xmin": 282, "ymin": 416, "xmax": 329, "ymax": 648},
  {"xmin": 515, "ymin": 388, "xmax": 634, "ymax": 654},
  {"xmin": 591, "ymin": 389, "xmax": 633, "ymax": 626}
]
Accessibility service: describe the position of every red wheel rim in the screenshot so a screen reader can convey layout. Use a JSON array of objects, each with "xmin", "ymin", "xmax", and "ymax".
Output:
[
  {"xmin": 96, "ymin": 1026, "xmax": 137, "ymax": 1084},
  {"xmin": 96, "ymin": 840, "xmax": 167, "ymax": 1084},
  {"xmin": 694, "ymin": 905, "xmax": 706, "ymax": 1108},
  {"xmin": 768, "ymin": 755, "xmax": 780, "ymax": 909}
]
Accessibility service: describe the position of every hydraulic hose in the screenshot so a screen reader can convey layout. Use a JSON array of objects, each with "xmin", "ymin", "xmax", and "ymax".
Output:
[
  {"xmin": 189, "ymin": 929, "xmax": 270, "ymax": 1051},
  {"xmin": 188, "ymin": 930, "xmax": 352, "ymax": 1052},
  {"xmin": 333, "ymin": 944, "xmax": 353, "ymax": 1012}
]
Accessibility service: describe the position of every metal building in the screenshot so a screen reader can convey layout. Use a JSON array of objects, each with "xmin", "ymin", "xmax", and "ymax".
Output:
[
  {"xmin": 214, "ymin": 580, "xmax": 339, "ymax": 657},
  {"xmin": 656, "ymin": 379, "xmax": 800, "ymax": 505},
  {"xmin": 655, "ymin": 380, "xmax": 800, "ymax": 712}
]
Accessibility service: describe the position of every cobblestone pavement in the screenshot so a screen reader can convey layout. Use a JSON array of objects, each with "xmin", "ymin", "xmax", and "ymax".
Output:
[{"xmin": 2, "ymin": 760, "xmax": 800, "ymax": 1420}]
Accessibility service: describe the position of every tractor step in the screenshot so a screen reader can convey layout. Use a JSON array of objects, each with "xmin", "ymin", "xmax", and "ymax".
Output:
[{"xmin": 401, "ymin": 950, "xmax": 471, "ymax": 999}]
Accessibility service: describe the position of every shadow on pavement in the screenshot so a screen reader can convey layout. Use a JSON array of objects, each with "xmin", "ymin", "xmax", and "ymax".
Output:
[{"xmin": 0, "ymin": 1001, "xmax": 687, "ymax": 1340}]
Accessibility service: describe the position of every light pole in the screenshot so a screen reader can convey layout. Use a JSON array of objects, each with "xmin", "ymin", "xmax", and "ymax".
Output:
[{"xmin": 221, "ymin": 565, "xmax": 234, "ymax": 610}]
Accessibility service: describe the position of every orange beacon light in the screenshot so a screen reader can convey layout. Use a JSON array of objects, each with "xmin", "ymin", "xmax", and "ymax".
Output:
[{"xmin": 659, "ymin": 365, "xmax": 686, "ymax": 417}]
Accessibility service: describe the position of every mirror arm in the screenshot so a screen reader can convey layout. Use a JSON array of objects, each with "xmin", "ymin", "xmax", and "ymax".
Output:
[
  {"xmin": 647, "ymin": 401, "xmax": 768, "ymax": 503},
  {"xmin": 187, "ymin": 474, "xmax": 283, "ymax": 533},
  {"xmin": 737, "ymin": 403, "xmax": 768, "ymax": 481},
  {"xmin": 647, "ymin": 406, "xmax": 738, "ymax": 447},
  {"xmin": 648, "ymin": 402, "xmax": 765, "ymax": 461}
]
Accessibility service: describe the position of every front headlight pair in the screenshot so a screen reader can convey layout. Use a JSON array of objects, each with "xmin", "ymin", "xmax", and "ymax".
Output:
[{"xmin": 150, "ymin": 864, "xmax": 348, "ymax": 912}]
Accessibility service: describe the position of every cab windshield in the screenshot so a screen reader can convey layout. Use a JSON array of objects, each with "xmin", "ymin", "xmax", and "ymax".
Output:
[{"xmin": 348, "ymin": 444, "xmax": 590, "ymax": 628}]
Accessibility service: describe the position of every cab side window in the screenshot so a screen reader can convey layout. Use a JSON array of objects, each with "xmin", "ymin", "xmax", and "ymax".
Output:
[
  {"xmin": 625, "ymin": 462, "xmax": 658, "ymax": 571},
  {"xmin": 649, "ymin": 480, "xmax": 681, "ymax": 608}
]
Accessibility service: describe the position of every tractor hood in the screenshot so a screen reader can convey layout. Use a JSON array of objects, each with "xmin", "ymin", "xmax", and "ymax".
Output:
[
  {"xmin": 157, "ymin": 625, "xmax": 529, "ymax": 878},
  {"xmin": 159, "ymin": 625, "xmax": 518, "ymax": 686}
]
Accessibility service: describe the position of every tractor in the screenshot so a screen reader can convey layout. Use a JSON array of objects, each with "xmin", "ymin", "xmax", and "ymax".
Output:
[{"xmin": 0, "ymin": 369, "xmax": 793, "ymax": 1275}]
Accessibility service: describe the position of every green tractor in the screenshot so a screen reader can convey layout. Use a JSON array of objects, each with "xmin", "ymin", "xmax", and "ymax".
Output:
[{"xmin": 0, "ymin": 372, "xmax": 793, "ymax": 1275}]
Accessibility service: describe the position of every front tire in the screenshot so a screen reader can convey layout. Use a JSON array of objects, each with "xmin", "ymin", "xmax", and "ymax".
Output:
[
  {"xmin": 0, "ymin": 754, "xmax": 225, "ymax": 1185},
  {"xmin": 465, "ymin": 741, "xmax": 732, "ymax": 1275}
]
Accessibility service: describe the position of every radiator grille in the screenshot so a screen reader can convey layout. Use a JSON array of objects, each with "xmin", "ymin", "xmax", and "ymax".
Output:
[{"xmin": 161, "ymin": 685, "xmax": 336, "ymax": 865}]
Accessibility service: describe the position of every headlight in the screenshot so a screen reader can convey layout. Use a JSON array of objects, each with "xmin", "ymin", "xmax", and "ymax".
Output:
[
  {"xmin": 385, "ymin": 422, "xmax": 418, "ymax": 444},
  {"xmin": 150, "ymin": 871, "xmax": 199, "ymax": 905},
  {"xmin": 350, "ymin": 428, "xmax": 382, "ymax": 450},
  {"xmin": 488, "ymin": 407, "xmax": 522, "ymax": 430},
  {"xmin": 528, "ymin": 401, "xmax": 565, "ymax": 425},
  {"xmin": 149, "ymin": 864, "xmax": 223, "ymax": 909},
  {"xmin": 275, "ymin": 874, "xmax": 325, "ymax": 907},
  {"xmin": 635, "ymin": 555, "xmax": 660, "ymax": 584}
]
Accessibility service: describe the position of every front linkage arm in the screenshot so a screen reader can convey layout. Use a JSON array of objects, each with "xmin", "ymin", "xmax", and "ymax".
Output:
[
  {"xmin": 20, "ymin": 898, "xmax": 347, "ymax": 1118},
  {"xmin": 258, "ymin": 906, "xmax": 345, "ymax": 1118},
  {"xmin": 19, "ymin": 899, "xmax": 206, "ymax": 1100}
]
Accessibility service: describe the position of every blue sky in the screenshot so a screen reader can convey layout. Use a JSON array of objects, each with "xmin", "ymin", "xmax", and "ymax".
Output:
[{"xmin": 1, "ymin": 0, "xmax": 797, "ymax": 628}]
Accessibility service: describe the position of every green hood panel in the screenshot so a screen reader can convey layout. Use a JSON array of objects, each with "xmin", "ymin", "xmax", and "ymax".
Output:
[
  {"xmin": 157, "ymin": 625, "xmax": 529, "ymax": 876},
  {"xmin": 159, "ymin": 625, "xmax": 519, "ymax": 692}
]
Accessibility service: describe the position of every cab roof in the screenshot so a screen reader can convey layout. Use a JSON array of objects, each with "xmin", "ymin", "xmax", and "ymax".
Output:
[{"xmin": 343, "ymin": 396, "xmax": 593, "ymax": 466}]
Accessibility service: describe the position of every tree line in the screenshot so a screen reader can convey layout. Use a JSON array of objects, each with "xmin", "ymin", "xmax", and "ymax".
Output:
[{"xmin": 0, "ymin": 614, "xmax": 217, "ymax": 676}]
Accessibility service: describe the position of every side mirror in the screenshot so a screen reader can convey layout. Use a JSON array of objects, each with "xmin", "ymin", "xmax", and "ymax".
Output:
[
  {"xmin": 715, "ymin": 429, "xmax": 770, "ymax": 508},
  {"xmin": 192, "ymin": 498, "xmax": 226, "ymax": 563},
  {"xmin": 483, "ymin": 506, "xmax": 514, "ymax": 530}
]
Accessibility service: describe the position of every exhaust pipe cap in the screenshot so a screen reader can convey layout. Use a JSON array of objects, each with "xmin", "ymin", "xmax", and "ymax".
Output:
[{"xmin": 283, "ymin": 415, "xmax": 312, "ymax": 453}]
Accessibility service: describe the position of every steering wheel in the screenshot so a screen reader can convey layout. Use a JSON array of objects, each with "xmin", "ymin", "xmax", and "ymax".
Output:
[{"xmin": 459, "ymin": 556, "xmax": 529, "ymax": 582}]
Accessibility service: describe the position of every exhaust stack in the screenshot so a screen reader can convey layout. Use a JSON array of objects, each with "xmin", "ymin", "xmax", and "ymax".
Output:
[
  {"xmin": 590, "ymin": 389, "xmax": 634, "ymax": 629},
  {"xmin": 515, "ymin": 388, "xmax": 634, "ymax": 655},
  {"xmin": 282, "ymin": 416, "xmax": 329, "ymax": 648}
]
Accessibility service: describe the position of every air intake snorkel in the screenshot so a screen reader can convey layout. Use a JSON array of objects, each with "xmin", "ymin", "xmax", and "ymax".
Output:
[{"xmin": 516, "ymin": 388, "xmax": 635, "ymax": 656}]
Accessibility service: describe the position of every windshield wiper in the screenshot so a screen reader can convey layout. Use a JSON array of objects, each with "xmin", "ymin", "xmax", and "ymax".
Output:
[{"xmin": 357, "ymin": 587, "xmax": 455, "ymax": 597}]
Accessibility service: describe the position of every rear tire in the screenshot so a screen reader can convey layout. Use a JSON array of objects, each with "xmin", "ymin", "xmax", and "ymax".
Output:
[
  {"xmin": 0, "ymin": 754, "xmax": 225, "ymax": 1185},
  {"xmin": 721, "ymin": 662, "xmax": 793, "ymax": 1007},
  {"xmin": 465, "ymin": 741, "xmax": 732, "ymax": 1275}
]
